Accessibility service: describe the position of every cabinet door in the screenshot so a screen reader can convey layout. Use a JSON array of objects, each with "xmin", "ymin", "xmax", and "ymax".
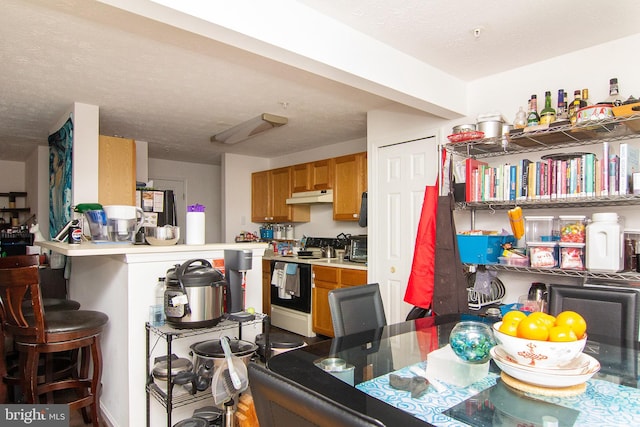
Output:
[
  {"xmin": 292, "ymin": 163, "xmax": 311, "ymax": 193},
  {"xmin": 270, "ymin": 167, "xmax": 294, "ymax": 222},
  {"xmin": 312, "ymin": 265, "xmax": 338, "ymax": 336},
  {"xmin": 311, "ymin": 159, "xmax": 334, "ymax": 190},
  {"xmin": 99, "ymin": 135, "xmax": 136, "ymax": 206},
  {"xmin": 251, "ymin": 170, "xmax": 272, "ymax": 222},
  {"xmin": 340, "ymin": 268, "xmax": 367, "ymax": 287},
  {"xmin": 333, "ymin": 152, "xmax": 366, "ymax": 221},
  {"xmin": 262, "ymin": 259, "xmax": 271, "ymax": 316}
]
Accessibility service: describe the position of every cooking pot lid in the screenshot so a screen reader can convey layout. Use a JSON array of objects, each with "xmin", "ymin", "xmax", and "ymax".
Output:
[
  {"xmin": 192, "ymin": 406, "xmax": 222, "ymax": 423},
  {"xmin": 166, "ymin": 264, "xmax": 225, "ymax": 287},
  {"xmin": 255, "ymin": 332, "xmax": 305, "ymax": 349},
  {"xmin": 153, "ymin": 357, "xmax": 193, "ymax": 378},
  {"xmin": 191, "ymin": 339, "xmax": 258, "ymax": 358},
  {"xmin": 172, "ymin": 417, "xmax": 208, "ymax": 427}
]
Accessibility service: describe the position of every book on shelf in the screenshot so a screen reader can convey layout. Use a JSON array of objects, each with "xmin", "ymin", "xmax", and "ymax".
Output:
[
  {"xmin": 465, "ymin": 158, "xmax": 487, "ymax": 202},
  {"xmin": 609, "ymin": 154, "xmax": 619, "ymax": 195},
  {"xmin": 619, "ymin": 142, "xmax": 640, "ymax": 195}
]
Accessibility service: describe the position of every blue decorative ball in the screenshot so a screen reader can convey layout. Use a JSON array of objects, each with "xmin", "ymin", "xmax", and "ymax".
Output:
[{"xmin": 449, "ymin": 321, "xmax": 496, "ymax": 364}]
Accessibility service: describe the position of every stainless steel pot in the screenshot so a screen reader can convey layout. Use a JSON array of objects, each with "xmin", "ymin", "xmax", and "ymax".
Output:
[
  {"xmin": 189, "ymin": 338, "xmax": 257, "ymax": 382},
  {"xmin": 164, "ymin": 259, "xmax": 228, "ymax": 329}
]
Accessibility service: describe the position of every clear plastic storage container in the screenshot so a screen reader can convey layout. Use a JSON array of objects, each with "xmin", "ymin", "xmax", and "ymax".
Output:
[
  {"xmin": 525, "ymin": 216, "xmax": 556, "ymax": 242},
  {"xmin": 558, "ymin": 215, "xmax": 587, "ymax": 243},
  {"xmin": 559, "ymin": 242, "xmax": 586, "ymax": 270},
  {"xmin": 527, "ymin": 241, "xmax": 558, "ymax": 268}
]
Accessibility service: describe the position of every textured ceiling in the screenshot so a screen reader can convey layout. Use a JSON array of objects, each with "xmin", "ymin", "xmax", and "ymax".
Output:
[{"xmin": 1, "ymin": 0, "xmax": 639, "ymax": 165}]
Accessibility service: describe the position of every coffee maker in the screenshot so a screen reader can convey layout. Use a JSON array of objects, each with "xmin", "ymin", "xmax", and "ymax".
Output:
[{"xmin": 224, "ymin": 249, "xmax": 253, "ymax": 320}]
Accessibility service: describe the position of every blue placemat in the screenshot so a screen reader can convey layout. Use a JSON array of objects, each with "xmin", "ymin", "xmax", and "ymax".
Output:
[{"xmin": 356, "ymin": 362, "xmax": 640, "ymax": 426}]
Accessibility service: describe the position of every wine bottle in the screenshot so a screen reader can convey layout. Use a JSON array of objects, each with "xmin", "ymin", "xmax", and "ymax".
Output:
[
  {"xmin": 526, "ymin": 95, "xmax": 540, "ymax": 127},
  {"xmin": 540, "ymin": 91, "xmax": 556, "ymax": 125}
]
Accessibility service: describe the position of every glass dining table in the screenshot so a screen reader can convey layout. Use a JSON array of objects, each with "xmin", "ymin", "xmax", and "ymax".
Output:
[{"xmin": 267, "ymin": 313, "xmax": 640, "ymax": 427}]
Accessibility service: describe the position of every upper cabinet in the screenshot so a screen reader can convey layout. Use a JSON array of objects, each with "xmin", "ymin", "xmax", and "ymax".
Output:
[
  {"xmin": 333, "ymin": 152, "xmax": 367, "ymax": 221},
  {"xmin": 251, "ymin": 167, "xmax": 310, "ymax": 223},
  {"xmin": 292, "ymin": 159, "xmax": 334, "ymax": 192},
  {"xmin": 98, "ymin": 135, "xmax": 136, "ymax": 206}
]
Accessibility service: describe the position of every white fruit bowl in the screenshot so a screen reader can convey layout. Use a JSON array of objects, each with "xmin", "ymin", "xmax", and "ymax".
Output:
[{"xmin": 492, "ymin": 322, "xmax": 586, "ymax": 368}]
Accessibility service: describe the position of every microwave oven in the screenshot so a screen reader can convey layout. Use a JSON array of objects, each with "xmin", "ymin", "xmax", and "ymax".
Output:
[{"xmin": 349, "ymin": 235, "xmax": 367, "ymax": 263}]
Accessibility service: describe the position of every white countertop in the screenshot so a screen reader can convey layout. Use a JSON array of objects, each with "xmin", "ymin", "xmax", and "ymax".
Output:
[
  {"xmin": 264, "ymin": 253, "xmax": 368, "ymax": 270},
  {"xmin": 37, "ymin": 240, "xmax": 268, "ymax": 256}
]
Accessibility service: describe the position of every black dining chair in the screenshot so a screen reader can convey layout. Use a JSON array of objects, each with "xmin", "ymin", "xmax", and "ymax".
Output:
[
  {"xmin": 247, "ymin": 362, "xmax": 385, "ymax": 427},
  {"xmin": 328, "ymin": 283, "xmax": 386, "ymax": 337}
]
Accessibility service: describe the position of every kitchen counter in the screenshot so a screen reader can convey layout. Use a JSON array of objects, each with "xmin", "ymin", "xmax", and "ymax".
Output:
[
  {"xmin": 263, "ymin": 253, "xmax": 367, "ymax": 271},
  {"xmin": 36, "ymin": 240, "xmax": 267, "ymax": 427}
]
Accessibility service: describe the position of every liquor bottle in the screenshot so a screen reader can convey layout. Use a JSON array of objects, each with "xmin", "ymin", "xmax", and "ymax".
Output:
[
  {"xmin": 513, "ymin": 106, "xmax": 526, "ymax": 129},
  {"xmin": 602, "ymin": 78, "xmax": 623, "ymax": 106},
  {"xmin": 568, "ymin": 90, "xmax": 582, "ymax": 125},
  {"xmin": 581, "ymin": 88, "xmax": 591, "ymax": 106},
  {"xmin": 556, "ymin": 89, "xmax": 568, "ymax": 120},
  {"xmin": 540, "ymin": 91, "xmax": 556, "ymax": 125},
  {"xmin": 526, "ymin": 95, "xmax": 540, "ymax": 127}
]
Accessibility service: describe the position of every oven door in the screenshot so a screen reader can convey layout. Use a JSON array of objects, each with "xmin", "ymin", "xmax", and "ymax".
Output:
[{"xmin": 270, "ymin": 261, "xmax": 312, "ymax": 313}]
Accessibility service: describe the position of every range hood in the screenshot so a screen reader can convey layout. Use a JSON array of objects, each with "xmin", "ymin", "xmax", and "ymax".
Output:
[{"xmin": 286, "ymin": 189, "xmax": 333, "ymax": 205}]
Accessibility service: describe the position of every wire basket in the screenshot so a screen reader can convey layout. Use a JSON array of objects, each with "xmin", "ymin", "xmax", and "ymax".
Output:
[{"xmin": 466, "ymin": 277, "xmax": 505, "ymax": 310}]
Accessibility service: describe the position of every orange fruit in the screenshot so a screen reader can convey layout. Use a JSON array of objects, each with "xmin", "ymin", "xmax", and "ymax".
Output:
[
  {"xmin": 502, "ymin": 310, "xmax": 527, "ymax": 324},
  {"xmin": 528, "ymin": 312, "xmax": 556, "ymax": 330},
  {"xmin": 498, "ymin": 319, "xmax": 519, "ymax": 337},
  {"xmin": 548, "ymin": 325, "xmax": 578, "ymax": 342},
  {"xmin": 516, "ymin": 317, "xmax": 549, "ymax": 341},
  {"xmin": 555, "ymin": 311, "xmax": 587, "ymax": 339}
]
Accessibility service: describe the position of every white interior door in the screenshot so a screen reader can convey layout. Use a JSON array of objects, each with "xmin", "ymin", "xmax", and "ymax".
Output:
[{"xmin": 376, "ymin": 136, "xmax": 438, "ymax": 324}]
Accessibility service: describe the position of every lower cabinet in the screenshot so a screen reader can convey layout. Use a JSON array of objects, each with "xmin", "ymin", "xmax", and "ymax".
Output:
[{"xmin": 312, "ymin": 265, "xmax": 367, "ymax": 337}]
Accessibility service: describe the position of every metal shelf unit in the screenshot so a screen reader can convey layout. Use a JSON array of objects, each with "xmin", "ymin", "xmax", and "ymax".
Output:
[
  {"xmin": 145, "ymin": 313, "xmax": 266, "ymax": 427},
  {"xmin": 449, "ymin": 113, "xmax": 640, "ymax": 283}
]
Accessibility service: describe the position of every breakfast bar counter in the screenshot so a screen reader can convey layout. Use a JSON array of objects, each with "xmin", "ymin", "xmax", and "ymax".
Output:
[
  {"xmin": 268, "ymin": 313, "xmax": 640, "ymax": 426},
  {"xmin": 37, "ymin": 241, "xmax": 267, "ymax": 427}
]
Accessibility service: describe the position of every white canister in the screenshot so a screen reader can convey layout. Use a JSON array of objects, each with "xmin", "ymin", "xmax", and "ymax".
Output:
[
  {"xmin": 586, "ymin": 212, "xmax": 623, "ymax": 272},
  {"xmin": 285, "ymin": 224, "xmax": 294, "ymax": 240},
  {"xmin": 186, "ymin": 204, "xmax": 205, "ymax": 245}
]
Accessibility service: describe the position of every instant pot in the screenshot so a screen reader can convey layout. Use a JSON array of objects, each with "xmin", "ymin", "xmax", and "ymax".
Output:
[{"xmin": 164, "ymin": 259, "xmax": 228, "ymax": 328}]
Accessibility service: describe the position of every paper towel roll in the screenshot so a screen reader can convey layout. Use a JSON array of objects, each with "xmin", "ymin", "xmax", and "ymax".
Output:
[{"xmin": 186, "ymin": 211, "xmax": 205, "ymax": 245}]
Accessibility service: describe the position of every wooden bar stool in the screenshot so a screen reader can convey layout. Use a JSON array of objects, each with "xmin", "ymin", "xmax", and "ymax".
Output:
[
  {"xmin": 0, "ymin": 265, "xmax": 108, "ymax": 425},
  {"xmin": 0, "ymin": 255, "xmax": 81, "ymax": 404}
]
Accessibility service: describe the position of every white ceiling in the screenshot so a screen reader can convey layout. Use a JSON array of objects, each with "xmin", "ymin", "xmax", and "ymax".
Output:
[{"xmin": 1, "ymin": 0, "xmax": 639, "ymax": 165}]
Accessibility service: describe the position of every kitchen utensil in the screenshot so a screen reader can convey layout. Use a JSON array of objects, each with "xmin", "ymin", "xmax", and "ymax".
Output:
[
  {"xmin": 220, "ymin": 336, "xmax": 241, "ymax": 390},
  {"xmin": 190, "ymin": 339, "xmax": 257, "ymax": 383},
  {"xmin": 164, "ymin": 259, "xmax": 227, "ymax": 328},
  {"xmin": 321, "ymin": 245, "xmax": 336, "ymax": 258},
  {"xmin": 145, "ymin": 225, "xmax": 180, "ymax": 246}
]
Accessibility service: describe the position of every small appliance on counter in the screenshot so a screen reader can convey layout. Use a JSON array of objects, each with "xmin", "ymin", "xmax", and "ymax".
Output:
[{"xmin": 348, "ymin": 235, "xmax": 368, "ymax": 263}]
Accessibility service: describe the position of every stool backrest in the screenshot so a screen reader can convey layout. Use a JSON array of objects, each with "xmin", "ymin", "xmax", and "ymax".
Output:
[
  {"xmin": 0, "ymin": 266, "xmax": 45, "ymax": 343},
  {"xmin": 0, "ymin": 255, "xmax": 39, "ymax": 268}
]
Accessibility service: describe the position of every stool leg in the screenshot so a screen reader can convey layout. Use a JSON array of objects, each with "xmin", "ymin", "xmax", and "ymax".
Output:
[
  {"xmin": 90, "ymin": 337, "xmax": 103, "ymax": 427},
  {"xmin": 0, "ymin": 327, "xmax": 7, "ymax": 404},
  {"xmin": 78, "ymin": 346, "xmax": 92, "ymax": 424},
  {"xmin": 23, "ymin": 347, "xmax": 39, "ymax": 404}
]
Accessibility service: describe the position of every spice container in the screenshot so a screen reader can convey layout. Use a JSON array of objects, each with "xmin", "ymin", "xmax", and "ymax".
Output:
[{"xmin": 586, "ymin": 213, "xmax": 623, "ymax": 272}]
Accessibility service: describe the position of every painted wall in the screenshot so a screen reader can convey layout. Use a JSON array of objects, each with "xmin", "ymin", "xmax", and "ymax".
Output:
[{"xmin": 148, "ymin": 158, "xmax": 221, "ymax": 243}]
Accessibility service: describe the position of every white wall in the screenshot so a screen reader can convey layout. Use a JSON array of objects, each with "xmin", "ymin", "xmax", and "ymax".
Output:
[
  {"xmin": 148, "ymin": 158, "xmax": 221, "ymax": 243},
  {"xmin": 0, "ymin": 160, "xmax": 25, "ymax": 193}
]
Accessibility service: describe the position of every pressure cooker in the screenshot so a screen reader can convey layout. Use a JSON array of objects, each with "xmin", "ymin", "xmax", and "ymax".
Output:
[{"xmin": 164, "ymin": 259, "xmax": 228, "ymax": 328}]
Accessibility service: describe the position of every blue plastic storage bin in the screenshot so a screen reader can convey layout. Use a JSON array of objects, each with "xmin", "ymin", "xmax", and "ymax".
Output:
[{"xmin": 456, "ymin": 234, "xmax": 516, "ymax": 264}]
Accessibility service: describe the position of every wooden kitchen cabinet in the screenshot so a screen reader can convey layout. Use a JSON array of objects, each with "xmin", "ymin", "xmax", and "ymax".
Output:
[
  {"xmin": 333, "ymin": 152, "xmax": 367, "ymax": 221},
  {"xmin": 292, "ymin": 159, "xmax": 334, "ymax": 192},
  {"xmin": 98, "ymin": 135, "xmax": 136, "ymax": 206},
  {"xmin": 251, "ymin": 167, "xmax": 310, "ymax": 223},
  {"xmin": 312, "ymin": 265, "xmax": 367, "ymax": 337},
  {"xmin": 262, "ymin": 259, "xmax": 271, "ymax": 316}
]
